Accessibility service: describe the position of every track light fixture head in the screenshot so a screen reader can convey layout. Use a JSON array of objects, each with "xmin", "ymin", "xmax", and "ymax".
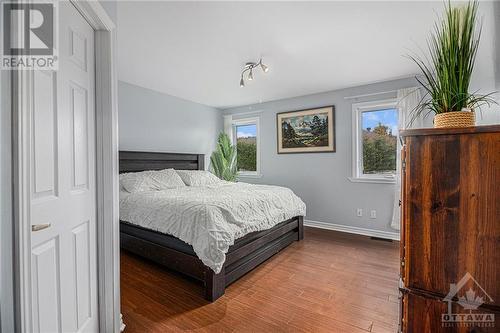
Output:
[
  {"xmin": 239, "ymin": 58, "xmax": 269, "ymax": 87},
  {"xmin": 259, "ymin": 59, "xmax": 269, "ymax": 73}
]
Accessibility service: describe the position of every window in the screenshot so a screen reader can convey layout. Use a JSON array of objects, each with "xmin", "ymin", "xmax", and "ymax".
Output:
[
  {"xmin": 351, "ymin": 100, "xmax": 399, "ymax": 183},
  {"xmin": 232, "ymin": 117, "xmax": 260, "ymax": 177}
]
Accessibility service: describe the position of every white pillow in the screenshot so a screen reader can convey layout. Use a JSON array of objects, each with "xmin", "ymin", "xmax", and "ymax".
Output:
[
  {"xmin": 176, "ymin": 170, "xmax": 221, "ymax": 186},
  {"xmin": 120, "ymin": 169, "xmax": 185, "ymax": 192}
]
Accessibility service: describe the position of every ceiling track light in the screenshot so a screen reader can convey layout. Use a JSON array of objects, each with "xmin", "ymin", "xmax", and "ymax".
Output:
[{"xmin": 239, "ymin": 58, "xmax": 269, "ymax": 87}]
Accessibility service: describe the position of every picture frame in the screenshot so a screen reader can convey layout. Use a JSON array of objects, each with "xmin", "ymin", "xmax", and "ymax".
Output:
[{"xmin": 276, "ymin": 106, "xmax": 336, "ymax": 154}]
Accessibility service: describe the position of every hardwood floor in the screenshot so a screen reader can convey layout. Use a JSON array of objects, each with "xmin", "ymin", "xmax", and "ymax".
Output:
[{"xmin": 121, "ymin": 227, "xmax": 400, "ymax": 333}]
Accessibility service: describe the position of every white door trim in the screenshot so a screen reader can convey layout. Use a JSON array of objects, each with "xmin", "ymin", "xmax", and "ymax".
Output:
[{"xmin": 12, "ymin": 1, "xmax": 120, "ymax": 332}]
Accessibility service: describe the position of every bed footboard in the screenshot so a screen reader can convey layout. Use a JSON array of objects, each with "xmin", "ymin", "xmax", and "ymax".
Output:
[{"xmin": 121, "ymin": 216, "xmax": 304, "ymax": 302}]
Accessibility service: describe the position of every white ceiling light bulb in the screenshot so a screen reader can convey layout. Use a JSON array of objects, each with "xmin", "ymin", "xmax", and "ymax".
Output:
[
  {"xmin": 260, "ymin": 61, "xmax": 269, "ymax": 73},
  {"xmin": 248, "ymin": 68, "xmax": 254, "ymax": 81},
  {"xmin": 240, "ymin": 76, "xmax": 245, "ymax": 87}
]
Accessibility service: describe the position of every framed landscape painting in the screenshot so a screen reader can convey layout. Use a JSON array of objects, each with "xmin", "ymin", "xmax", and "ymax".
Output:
[{"xmin": 277, "ymin": 106, "xmax": 335, "ymax": 153}]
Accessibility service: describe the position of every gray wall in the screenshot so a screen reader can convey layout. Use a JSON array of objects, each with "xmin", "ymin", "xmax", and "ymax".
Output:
[
  {"xmin": 118, "ymin": 81, "xmax": 222, "ymax": 167},
  {"xmin": 1, "ymin": 0, "xmax": 13, "ymax": 329},
  {"xmin": 100, "ymin": 0, "xmax": 117, "ymax": 24},
  {"xmin": 0, "ymin": 60, "xmax": 13, "ymax": 333},
  {"xmin": 223, "ymin": 76, "xmax": 498, "ymax": 236}
]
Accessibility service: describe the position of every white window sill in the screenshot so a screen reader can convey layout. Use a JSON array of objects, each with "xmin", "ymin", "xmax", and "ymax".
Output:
[
  {"xmin": 237, "ymin": 173, "xmax": 263, "ymax": 179},
  {"xmin": 347, "ymin": 176, "xmax": 396, "ymax": 184}
]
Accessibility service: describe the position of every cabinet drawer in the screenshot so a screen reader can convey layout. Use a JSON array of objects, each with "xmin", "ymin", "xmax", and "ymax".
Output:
[{"xmin": 401, "ymin": 290, "xmax": 500, "ymax": 333}]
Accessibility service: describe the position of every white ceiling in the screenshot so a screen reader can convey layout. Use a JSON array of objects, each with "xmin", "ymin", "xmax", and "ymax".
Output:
[{"xmin": 117, "ymin": 1, "xmax": 497, "ymax": 109}]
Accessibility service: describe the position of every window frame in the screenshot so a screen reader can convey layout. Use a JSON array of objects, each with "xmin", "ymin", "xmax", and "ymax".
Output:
[
  {"xmin": 350, "ymin": 99, "xmax": 399, "ymax": 184},
  {"xmin": 232, "ymin": 116, "xmax": 261, "ymax": 178}
]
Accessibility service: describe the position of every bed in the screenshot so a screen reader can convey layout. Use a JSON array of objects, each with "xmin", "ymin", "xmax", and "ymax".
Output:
[{"xmin": 119, "ymin": 151, "xmax": 305, "ymax": 301}]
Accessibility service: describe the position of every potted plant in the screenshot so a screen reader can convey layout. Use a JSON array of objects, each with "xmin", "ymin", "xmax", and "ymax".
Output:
[
  {"xmin": 210, "ymin": 132, "xmax": 238, "ymax": 181},
  {"xmin": 410, "ymin": 0, "xmax": 496, "ymax": 128}
]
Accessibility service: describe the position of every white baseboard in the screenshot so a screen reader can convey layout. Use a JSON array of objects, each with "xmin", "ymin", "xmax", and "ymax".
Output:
[{"xmin": 304, "ymin": 219, "xmax": 400, "ymax": 241}]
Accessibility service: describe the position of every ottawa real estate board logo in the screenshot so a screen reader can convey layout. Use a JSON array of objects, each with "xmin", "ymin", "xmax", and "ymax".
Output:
[
  {"xmin": 441, "ymin": 272, "xmax": 495, "ymax": 328},
  {"xmin": 1, "ymin": 1, "xmax": 58, "ymax": 70}
]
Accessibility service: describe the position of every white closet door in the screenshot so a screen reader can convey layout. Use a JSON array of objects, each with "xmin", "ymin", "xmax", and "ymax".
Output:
[{"xmin": 30, "ymin": 2, "xmax": 98, "ymax": 332}]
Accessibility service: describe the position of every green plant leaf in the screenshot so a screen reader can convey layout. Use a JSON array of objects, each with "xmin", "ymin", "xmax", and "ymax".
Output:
[{"xmin": 210, "ymin": 132, "xmax": 238, "ymax": 181}]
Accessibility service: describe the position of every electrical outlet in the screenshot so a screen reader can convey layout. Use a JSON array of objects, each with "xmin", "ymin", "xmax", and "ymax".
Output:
[
  {"xmin": 370, "ymin": 210, "xmax": 377, "ymax": 219},
  {"xmin": 356, "ymin": 208, "xmax": 363, "ymax": 217}
]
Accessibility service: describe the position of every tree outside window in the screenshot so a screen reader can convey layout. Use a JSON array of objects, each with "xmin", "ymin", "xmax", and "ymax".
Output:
[
  {"xmin": 361, "ymin": 109, "xmax": 398, "ymax": 175},
  {"xmin": 235, "ymin": 123, "xmax": 257, "ymax": 172}
]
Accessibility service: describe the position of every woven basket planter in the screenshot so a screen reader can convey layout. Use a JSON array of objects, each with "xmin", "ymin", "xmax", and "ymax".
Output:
[{"xmin": 434, "ymin": 111, "xmax": 475, "ymax": 128}]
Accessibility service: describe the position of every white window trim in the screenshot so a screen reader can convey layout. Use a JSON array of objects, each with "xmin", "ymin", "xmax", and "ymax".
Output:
[
  {"xmin": 349, "ymin": 99, "xmax": 398, "ymax": 184},
  {"xmin": 232, "ymin": 116, "xmax": 262, "ymax": 178}
]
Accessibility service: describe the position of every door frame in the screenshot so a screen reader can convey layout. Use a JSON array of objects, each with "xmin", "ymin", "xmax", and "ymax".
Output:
[{"xmin": 12, "ymin": 1, "xmax": 120, "ymax": 332}]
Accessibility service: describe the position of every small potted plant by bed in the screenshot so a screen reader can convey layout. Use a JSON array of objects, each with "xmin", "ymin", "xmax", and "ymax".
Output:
[{"xmin": 409, "ymin": 0, "xmax": 496, "ymax": 128}]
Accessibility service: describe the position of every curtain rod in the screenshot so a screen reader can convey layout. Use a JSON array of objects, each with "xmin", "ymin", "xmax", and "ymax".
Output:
[
  {"xmin": 344, "ymin": 89, "xmax": 398, "ymax": 100},
  {"xmin": 223, "ymin": 109, "xmax": 263, "ymax": 117}
]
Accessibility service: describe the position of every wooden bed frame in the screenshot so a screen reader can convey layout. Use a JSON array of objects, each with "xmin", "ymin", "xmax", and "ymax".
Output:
[{"xmin": 119, "ymin": 151, "xmax": 304, "ymax": 301}]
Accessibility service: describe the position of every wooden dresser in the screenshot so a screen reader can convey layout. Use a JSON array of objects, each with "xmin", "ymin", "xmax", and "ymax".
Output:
[{"xmin": 399, "ymin": 125, "xmax": 500, "ymax": 332}]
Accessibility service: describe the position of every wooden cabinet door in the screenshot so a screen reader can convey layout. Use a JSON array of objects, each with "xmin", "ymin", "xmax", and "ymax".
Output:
[
  {"xmin": 403, "ymin": 133, "xmax": 500, "ymax": 305},
  {"xmin": 400, "ymin": 144, "xmax": 407, "ymax": 285}
]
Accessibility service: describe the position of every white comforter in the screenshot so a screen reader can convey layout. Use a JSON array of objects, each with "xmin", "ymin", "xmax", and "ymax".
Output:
[{"xmin": 120, "ymin": 182, "xmax": 306, "ymax": 273}]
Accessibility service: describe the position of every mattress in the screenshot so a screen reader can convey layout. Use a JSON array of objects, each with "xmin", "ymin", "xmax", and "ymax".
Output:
[{"xmin": 119, "ymin": 182, "xmax": 306, "ymax": 273}]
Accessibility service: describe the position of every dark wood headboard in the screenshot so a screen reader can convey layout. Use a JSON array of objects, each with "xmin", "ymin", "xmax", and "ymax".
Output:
[{"xmin": 119, "ymin": 151, "xmax": 205, "ymax": 173}]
